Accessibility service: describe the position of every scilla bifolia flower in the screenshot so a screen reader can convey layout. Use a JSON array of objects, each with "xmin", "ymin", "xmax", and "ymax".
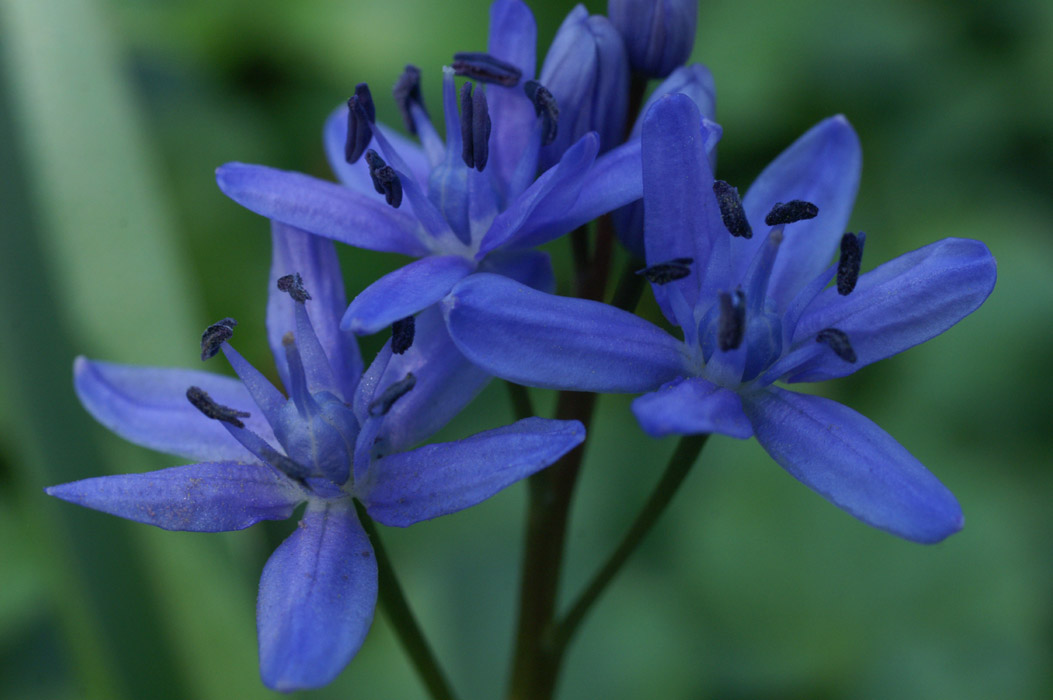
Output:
[
  {"xmin": 608, "ymin": 0, "xmax": 699, "ymax": 78},
  {"xmin": 443, "ymin": 94, "xmax": 997, "ymax": 543},
  {"xmin": 48, "ymin": 224, "xmax": 585, "ymax": 690}
]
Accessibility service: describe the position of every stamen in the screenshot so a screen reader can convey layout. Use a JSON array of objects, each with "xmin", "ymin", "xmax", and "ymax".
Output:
[
  {"xmin": 451, "ymin": 52, "xmax": 522, "ymax": 87},
  {"xmin": 816, "ymin": 328, "xmax": 857, "ymax": 363},
  {"xmin": 369, "ymin": 373, "xmax": 417, "ymax": 417},
  {"xmin": 391, "ymin": 316, "xmax": 415, "ymax": 355},
  {"xmin": 365, "ymin": 149, "xmax": 403, "ymax": 208},
  {"xmin": 277, "ymin": 273, "xmax": 312, "ymax": 303},
  {"xmin": 345, "ymin": 83, "xmax": 376, "ymax": 164},
  {"xmin": 764, "ymin": 200, "xmax": 819, "ymax": 226},
  {"xmin": 524, "ymin": 80, "xmax": 559, "ymax": 146},
  {"xmin": 200, "ymin": 317, "xmax": 237, "ymax": 361},
  {"xmin": 635, "ymin": 257, "xmax": 694, "ymax": 285},
  {"xmin": 472, "ymin": 84, "xmax": 491, "ymax": 171},
  {"xmin": 837, "ymin": 232, "xmax": 862, "ymax": 295},
  {"xmin": 717, "ymin": 290, "xmax": 746, "ymax": 351},
  {"xmin": 392, "ymin": 64, "xmax": 427, "ymax": 135},
  {"xmin": 186, "ymin": 386, "xmax": 250, "ymax": 428},
  {"xmin": 712, "ymin": 181, "xmax": 752, "ymax": 239},
  {"xmin": 459, "ymin": 82, "xmax": 475, "ymax": 169}
]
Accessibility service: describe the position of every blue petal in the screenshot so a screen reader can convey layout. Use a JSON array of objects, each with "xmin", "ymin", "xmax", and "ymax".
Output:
[
  {"xmin": 216, "ymin": 163, "xmax": 431, "ymax": 256},
  {"xmin": 323, "ymin": 107, "xmax": 430, "ymax": 193},
  {"xmin": 642, "ymin": 94, "xmax": 728, "ymax": 319},
  {"xmin": 609, "ymin": 0, "xmax": 698, "ymax": 78},
  {"xmin": 342, "ymin": 255, "xmax": 475, "ymax": 335},
  {"xmin": 776, "ymin": 238, "xmax": 997, "ymax": 383},
  {"xmin": 742, "ymin": 388, "xmax": 963, "ymax": 543},
  {"xmin": 630, "ymin": 64, "xmax": 717, "ymax": 140},
  {"xmin": 738, "ymin": 116, "xmax": 861, "ymax": 306},
  {"xmin": 632, "ymin": 377, "xmax": 753, "ymax": 438},
  {"xmin": 373, "ymin": 306, "xmax": 492, "ymax": 453},
  {"xmin": 486, "ymin": 0, "xmax": 539, "ymax": 195},
  {"xmin": 361, "ymin": 417, "xmax": 584, "ymax": 527},
  {"xmin": 268, "ymin": 222, "xmax": 362, "ymax": 399},
  {"xmin": 257, "ymin": 500, "xmax": 377, "ymax": 691},
  {"xmin": 477, "ymin": 132, "xmax": 600, "ymax": 255},
  {"xmin": 74, "ymin": 357, "xmax": 277, "ymax": 463},
  {"xmin": 442, "ymin": 273, "xmax": 689, "ymax": 392},
  {"xmin": 45, "ymin": 463, "xmax": 303, "ymax": 532}
]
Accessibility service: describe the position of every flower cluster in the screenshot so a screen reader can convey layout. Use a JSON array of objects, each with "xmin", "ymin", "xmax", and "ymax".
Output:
[{"xmin": 48, "ymin": 0, "xmax": 996, "ymax": 691}]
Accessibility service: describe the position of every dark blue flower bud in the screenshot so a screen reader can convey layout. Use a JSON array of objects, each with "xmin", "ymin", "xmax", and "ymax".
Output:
[
  {"xmin": 186, "ymin": 386, "xmax": 250, "ymax": 428},
  {"xmin": 816, "ymin": 328, "xmax": 857, "ymax": 363},
  {"xmin": 765, "ymin": 200, "xmax": 819, "ymax": 226},
  {"xmin": 200, "ymin": 317, "xmax": 237, "ymax": 361},
  {"xmin": 635, "ymin": 257, "xmax": 693, "ymax": 284},
  {"xmin": 393, "ymin": 65, "xmax": 427, "ymax": 135},
  {"xmin": 538, "ymin": 6, "xmax": 629, "ymax": 171},
  {"xmin": 345, "ymin": 83, "xmax": 375, "ymax": 164},
  {"xmin": 451, "ymin": 51, "xmax": 522, "ymax": 87},
  {"xmin": 608, "ymin": 0, "xmax": 698, "ymax": 78}
]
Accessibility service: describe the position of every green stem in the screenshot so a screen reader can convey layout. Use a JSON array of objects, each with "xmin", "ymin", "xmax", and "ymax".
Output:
[
  {"xmin": 505, "ymin": 381, "xmax": 536, "ymax": 421},
  {"xmin": 554, "ymin": 434, "xmax": 710, "ymax": 651},
  {"xmin": 356, "ymin": 503, "xmax": 458, "ymax": 700}
]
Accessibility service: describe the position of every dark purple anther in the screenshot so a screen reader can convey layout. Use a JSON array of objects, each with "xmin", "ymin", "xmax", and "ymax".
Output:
[
  {"xmin": 451, "ymin": 52, "xmax": 522, "ymax": 87},
  {"xmin": 200, "ymin": 317, "xmax": 237, "ymax": 361},
  {"xmin": 764, "ymin": 200, "xmax": 819, "ymax": 226},
  {"xmin": 717, "ymin": 290, "xmax": 746, "ymax": 351},
  {"xmin": 459, "ymin": 82, "xmax": 491, "ymax": 172},
  {"xmin": 460, "ymin": 82, "xmax": 475, "ymax": 169},
  {"xmin": 186, "ymin": 386, "xmax": 250, "ymax": 428},
  {"xmin": 635, "ymin": 257, "xmax": 693, "ymax": 285},
  {"xmin": 816, "ymin": 328, "xmax": 857, "ymax": 363},
  {"xmin": 345, "ymin": 83, "xmax": 376, "ymax": 164},
  {"xmin": 277, "ymin": 273, "xmax": 312, "ymax": 303},
  {"xmin": 524, "ymin": 80, "xmax": 559, "ymax": 146},
  {"xmin": 369, "ymin": 373, "xmax": 417, "ymax": 417},
  {"xmin": 713, "ymin": 180, "xmax": 752, "ymax": 239},
  {"xmin": 391, "ymin": 315, "xmax": 415, "ymax": 355},
  {"xmin": 365, "ymin": 150, "xmax": 403, "ymax": 208},
  {"xmin": 392, "ymin": 65, "xmax": 426, "ymax": 135},
  {"xmin": 837, "ymin": 233, "xmax": 862, "ymax": 295}
]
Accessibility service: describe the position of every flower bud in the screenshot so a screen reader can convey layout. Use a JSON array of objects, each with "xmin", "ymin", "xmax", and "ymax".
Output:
[
  {"xmin": 607, "ymin": 0, "xmax": 698, "ymax": 78},
  {"xmin": 538, "ymin": 5, "xmax": 629, "ymax": 172}
]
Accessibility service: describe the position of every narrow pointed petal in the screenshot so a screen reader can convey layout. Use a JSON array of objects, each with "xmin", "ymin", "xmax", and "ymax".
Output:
[
  {"xmin": 739, "ymin": 116, "xmax": 862, "ymax": 305},
  {"xmin": 632, "ymin": 377, "xmax": 753, "ymax": 438},
  {"xmin": 362, "ymin": 417, "xmax": 584, "ymax": 527},
  {"xmin": 478, "ymin": 132, "xmax": 600, "ymax": 255},
  {"xmin": 742, "ymin": 388, "xmax": 963, "ymax": 543},
  {"xmin": 46, "ymin": 463, "xmax": 304, "ymax": 532},
  {"xmin": 443, "ymin": 273, "xmax": 689, "ymax": 392},
  {"xmin": 323, "ymin": 107, "xmax": 429, "ymax": 192},
  {"xmin": 258, "ymin": 501, "xmax": 377, "ymax": 691},
  {"xmin": 373, "ymin": 307, "xmax": 492, "ymax": 453},
  {"xmin": 487, "ymin": 0, "xmax": 539, "ymax": 193},
  {"xmin": 216, "ymin": 163, "xmax": 430, "ymax": 256},
  {"xmin": 342, "ymin": 255, "xmax": 474, "ymax": 335},
  {"xmin": 268, "ymin": 223, "xmax": 362, "ymax": 399},
  {"xmin": 642, "ymin": 94, "xmax": 728, "ymax": 317},
  {"xmin": 778, "ymin": 238, "xmax": 997, "ymax": 382},
  {"xmin": 75, "ymin": 357, "xmax": 277, "ymax": 463}
]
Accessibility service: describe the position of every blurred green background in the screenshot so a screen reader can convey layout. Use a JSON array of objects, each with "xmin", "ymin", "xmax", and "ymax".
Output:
[{"xmin": 1, "ymin": 0, "xmax": 1050, "ymax": 698}]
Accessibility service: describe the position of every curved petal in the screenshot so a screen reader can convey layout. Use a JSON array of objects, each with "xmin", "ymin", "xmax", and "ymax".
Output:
[
  {"xmin": 268, "ymin": 222, "xmax": 362, "ymax": 399},
  {"xmin": 778, "ymin": 238, "xmax": 997, "ymax": 383},
  {"xmin": 46, "ymin": 463, "xmax": 304, "ymax": 532},
  {"xmin": 442, "ymin": 273, "xmax": 689, "ymax": 392},
  {"xmin": 630, "ymin": 64, "xmax": 717, "ymax": 140},
  {"xmin": 216, "ymin": 163, "xmax": 431, "ymax": 256},
  {"xmin": 323, "ymin": 106, "xmax": 430, "ymax": 192},
  {"xmin": 739, "ymin": 116, "xmax": 862, "ymax": 306},
  {"xmin": 374, "ymin": 306, "xmax": 492, "ymax": 453},
  {"xmin": 642, "ymin": 94, "xmax": 728, "ymax": 319},
  {"xmin": 342, "ymin": 255, "xmax": 474, "ymax": 335},
  {"xmin": 742, "ymin": 388, "xmax": 963, "ymax": 544},
  {"xmin": 632, "ymin": 377, "xmax": 753, "ymax": 438},
  {"xmin": 362, "ymin": 417, "xmax": 584, "ymax": 527},
  {"xmin": 257, "ymin": 500, "xmax": 377, "ymax": 691},
  {"xmin": 477, "ymin": 132, "xmax": 600, "ymax": 255},
  {"xmin": 75, "ymin": 357, "xmax": 277, "ymax": 463}
]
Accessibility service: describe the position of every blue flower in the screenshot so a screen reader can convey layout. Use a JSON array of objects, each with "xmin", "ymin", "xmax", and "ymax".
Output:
[
  {"xmin": 215, "ymin": 0, "xmax": 644, "ymax": 341},
  {"xmin": 608, "ymin": 0, "xmax": 699, "ymax": 78},
  {"xmin": 442, "ymin": 94, "xmax": 997, "ymax": 544},
  {"xmin": 47, "ymin": 224, "xmax": 585, "ymax": 691}
]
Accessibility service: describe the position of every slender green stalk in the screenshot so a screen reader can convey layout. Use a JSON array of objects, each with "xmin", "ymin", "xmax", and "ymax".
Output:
[
  {"xmin": 355, "ymin": 502, "xmax": 458, "ymax": 700},
  {"xmin": 554, "ymin": 434, "xmax": 709, "ymax": 651}
]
